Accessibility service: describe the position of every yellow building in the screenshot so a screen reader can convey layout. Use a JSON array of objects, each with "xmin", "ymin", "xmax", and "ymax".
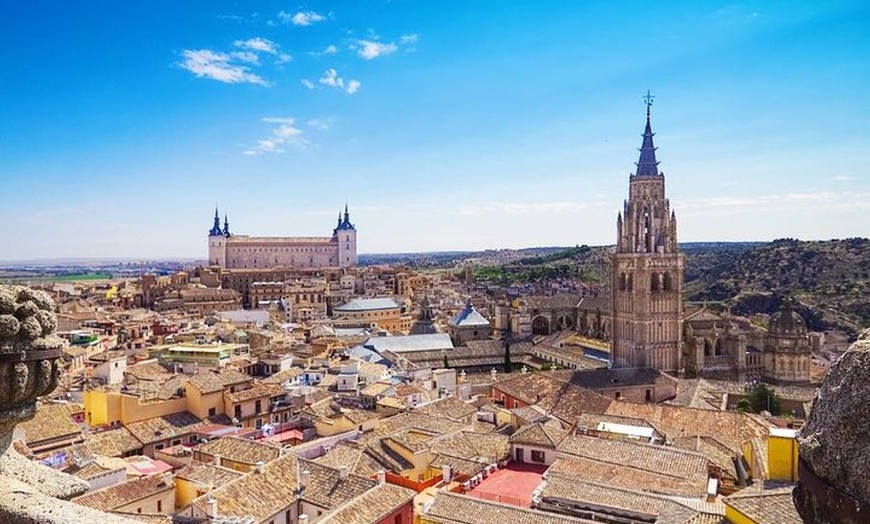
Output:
[
  {"xmin": 723, "ymin": 487, "xmax": 801, "ymax": 523},
  {"xmin": 174, "ymin": 462, "xmax": 242, "ymax": 509},
  {"xmin": 767, "ymin": 427, "xmax": 799, "ymax": 482}
]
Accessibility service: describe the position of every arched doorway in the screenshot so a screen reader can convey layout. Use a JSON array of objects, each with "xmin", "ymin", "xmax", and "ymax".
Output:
[{"xmin": 532, "ymin": 316, "xmax": 550, "ymax": 336}]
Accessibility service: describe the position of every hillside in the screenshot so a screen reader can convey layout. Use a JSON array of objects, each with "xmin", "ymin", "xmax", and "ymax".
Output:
[{"xmin": 686, "ymin": 238, "xmax": 870, "ymax": 339}]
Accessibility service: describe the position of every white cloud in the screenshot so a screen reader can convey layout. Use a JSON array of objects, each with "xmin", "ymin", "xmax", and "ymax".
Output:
[
  {"xmin": 300, "ymin": 78, "xmax": 315, "ymax": 89},
  {"xmin": 280, "ymin": 10, "xmax": 325, "ymax": 26},
  {"xmin": 310, "ymin": 44, "xmax": 338, "ymax": 57},
  {"xmin": 676, "ymin": 191, "xmax": 870, "ymax": 217},
  {"xmin": 307, "ymin": 119, "xmax": 331, "ymax": 131},
  {"xmin": 230, "ymin": 51, "xmax": 260, "ymax": 64},
  {"xmin": 243, "ymin": 117, "xmax": 308, "ymax": 155},
  {"xmin": 318, "ymin": 69, "xmax": 360, "ymax": 94},
  {"xmin": 454, "ymin": 201, "xmax": 592, "ymax": 216},
  {"xmin": 356, "ymin": 39, "xmax": 397, "ymax": 60},
  {"xmin": 178, "ymin": 49, "xmax": 269, "ymax": 86},
  {"xmin": 234, "ymin": 37, "xmax": 278, "ymax": 54},
  {"xmin": 400, "ymin": 33, "xmax": 419, "ymax": 44},
  {"xmin": 276, "ymin": 53, "xmax": 293, "ymax": 64}
]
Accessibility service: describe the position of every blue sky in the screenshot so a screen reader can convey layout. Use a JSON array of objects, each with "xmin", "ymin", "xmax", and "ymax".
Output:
[{"xmin": 1, "ymin": 1, "xmax": 868, "ymax": 260}]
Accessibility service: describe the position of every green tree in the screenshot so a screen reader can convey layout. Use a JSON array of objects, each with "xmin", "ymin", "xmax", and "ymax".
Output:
[
  {"xmin": 748, "ymin": 384, "xmax": 781, "ymax": 415},
  {"xmin": 735, "ymin": 398, "xmax": 750, "ymax": 412},
  {"xmin": 442, "ymin": 354, "xmax": 449, "ymax": 369},
  {"xmin": 503, "ymin": 340, "xmax": 512, "ymax": 373}
]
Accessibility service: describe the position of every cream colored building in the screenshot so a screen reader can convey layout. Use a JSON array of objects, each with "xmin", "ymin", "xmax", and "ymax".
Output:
[{"xmin": 207, "ymin": 206, "xmax": 357, "ymax": 269}]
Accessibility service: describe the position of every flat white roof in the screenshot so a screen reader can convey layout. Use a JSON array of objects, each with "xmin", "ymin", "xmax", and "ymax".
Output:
[
  {"xmin": 769, "ymin": 427, "xmax": 799, "ymax": 439},
  {"xmin": 597, "ymin": 422, "xmax": 655, "ymax": 438}
]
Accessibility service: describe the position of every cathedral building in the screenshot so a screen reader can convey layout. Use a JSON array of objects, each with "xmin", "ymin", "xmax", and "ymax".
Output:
[
  {"xmin": 207, "ymin": 205, "xmax": 357, "ymax": 269},
  {"xmin": 610, "ymin": 96, "xmax": 812, "ymax": 384},
  {"xmin": 611, "ymin": 96, "xmax": 685, "ymax": 372}
]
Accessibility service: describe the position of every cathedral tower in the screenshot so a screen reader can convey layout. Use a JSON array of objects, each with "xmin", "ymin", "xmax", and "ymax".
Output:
[{"xmin": 611, "ymin": 93, "xmax": 685, "ymax": 372}]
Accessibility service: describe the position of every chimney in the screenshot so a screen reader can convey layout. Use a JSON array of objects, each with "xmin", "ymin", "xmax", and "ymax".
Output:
[
  {"xmin": 161, "ymin": 472, "xmax": 174, "ymax": 487},
  {"xmin": 205, "ymin": 496, "xmax": 218, "ymax": 518},
  {"xmin": 339, "ymin": 465, "xmax": 349, "ymax": 479},
  {"xmin": 255, "ymin": 461, "xmax": 265, "ymax": 474},
  {"xmin": 377, "ymin": 470, "xmax": 386, "ymax": 485},
  {"xmin": 213, "ymin": 454, "xmax": 222, "ymax": 467},
  {"xmin": 301, "ymin": 469, "xmax": 311, "ymax": 488},
  {"xmin": 298, "ymin": 514, "xmax": 309, "ymax": 524}
]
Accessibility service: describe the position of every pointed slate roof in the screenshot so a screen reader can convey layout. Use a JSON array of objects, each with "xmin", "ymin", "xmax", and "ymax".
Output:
[
  {"xmin": 449, "ymin": 299, "xmax": 490, "ymax": 328},
  {"xmin": 635, "ymin": 101, "xmax": 661, "ymax": 177}
]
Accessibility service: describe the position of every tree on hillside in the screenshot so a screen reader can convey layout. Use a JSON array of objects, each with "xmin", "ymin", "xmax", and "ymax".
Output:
[{"xmin": 503, "ymin": 339, "xmax": 512, "ymax": 373}]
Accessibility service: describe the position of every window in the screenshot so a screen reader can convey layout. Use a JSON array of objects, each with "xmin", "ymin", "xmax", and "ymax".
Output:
[
  {"xmin": 645, "ymin": 389, "xmax": 652, "ymax": 402},
  {"xmin": 531, "ymin": 450, "xmax": 546, "ymax": 463},
  {"xmin": 157, "ymin": 500, "xmax": 162, "ymax": 512},
  {"xmin": 234, "ymin": 405, "xmax": 242, "ymax": 419},
  {"xmin": 255, "ymin": 400, "xmax": 262, "ymax": 414},
  {"xmin": 171, "ymin": 439, "xmax": 181, "ymax": 446},
  {"xmin": 155, "ymin": 443, "xmax": 165, "ymax": 451},
  {"xmin": 615, "ymin": 392, "xmax": 622, "ymax": 400},
  {"xmin": 208, "ymin": 407, "xmax": 216, "ymax": 416},
  {"xmin": 395, "ymin": 514, "xmax": 403, "ymax": 524}
]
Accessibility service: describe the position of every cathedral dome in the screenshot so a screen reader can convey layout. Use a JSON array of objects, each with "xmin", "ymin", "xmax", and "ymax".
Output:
[{"xmin": 768, "ymin": 305, "xmax": 807, "ymax": 336}]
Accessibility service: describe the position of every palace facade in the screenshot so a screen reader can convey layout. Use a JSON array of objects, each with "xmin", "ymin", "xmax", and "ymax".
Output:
[{"xmin": 207, "ymin": 206, "xmax": 357, "ymax": 270}]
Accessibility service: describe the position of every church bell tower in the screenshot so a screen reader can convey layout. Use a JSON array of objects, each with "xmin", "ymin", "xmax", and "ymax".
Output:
[{"xmin": 610, "ymin": 93, "xmax": 685, "ymax": 372}]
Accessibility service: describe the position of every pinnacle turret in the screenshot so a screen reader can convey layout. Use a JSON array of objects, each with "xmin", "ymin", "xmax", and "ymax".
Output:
[{"xmin": 209, "ymin": 206, "xmax": 223, "ymax": 236}]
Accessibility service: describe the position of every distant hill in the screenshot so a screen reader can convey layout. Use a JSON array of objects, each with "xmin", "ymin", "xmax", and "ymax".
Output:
[{"xmin": 686, "ymin": 238, "xmax": 870, "ymax": 339}]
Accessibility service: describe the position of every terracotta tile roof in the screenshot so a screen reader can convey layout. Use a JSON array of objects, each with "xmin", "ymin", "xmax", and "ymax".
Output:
[
  {"xmin": 536, "ymin": 475, "xmax": 679, "ymax": 520},
  {"xmin": 72, "ymin": 474, "xmax": 174, "ymax": 512},
  {"xmin": 190, "ymin": 455, "xmax": 376, "ymax": 522},
  {"xmin": 556, "ymin": 434, "xmax": 709, "ymax": 483},
  {"xmin": 604, "ymin": 402, "xmax": 773, "ymax": 451},
  {"xmin": 552, "ymin": 367, "xmax": 678, "ymax": 390},
  {"xmin": 124, "ymin": 411, "xmax": 204, "ymax": 445},
  {"xmin": 261, "ymin": 367, "xmax": 304, "ymax": 384},
  {"xmin": 313, "ymin": 441, "xmax": 385, "ymax": 477},
  {"xmin": 224, "ymin": 382, "xmax": 285, "ymax": 403},
  {"xmin": 509, "ymin": 423, "xmax": 568, "ymax": 448},
  {"xmin": 546, "ymin": 456, "xmax": 707, "ymax": 498},
  {"xmin": 672, "ymin": 435, "xmax": 739, "ymax": 480},
  {"xmin": 723, "ymin": 487, "xmax": 802, "ymax": 524},
  {"xmin": 68, "ymin": 460, "xmax": 125, "ymax": 481},
  {"xmin": 360, "ymin": 380, "xmax": 394, "ymax": 397},
  {"xmin": 493, "ymin": 373, "xmax": 613, "ymax": 419},
  {"xmin": 424, "ymin": 492, "xmax": 594, "ymax": 524},
  {"xmin": 187, "ymin": 369, "xmax": 250, "ymax": 394},
  {"xmin": 431, "ymin": 431, "xmax": 510, "ymax": 463},
  {"xmin": 108, "ymin": 512, "xmax": 173, "ymax": 524},
  {"xmin": 193, "ymin": 436, "xmax": 281, "ymax": 466},
  {"xmin": 414, "ymin": 396, "xmax": 477, "ymax": 422},
  {"xmin": 18, "ymin": 402, "xmax": 82, "ymax": 448},
  {"xmin": 175, "ymin": 462, "xmax": 242, "ymax": 487},
  {"xmin": 86, "ymin": 426, "xmax": 144, "ymax": 457},
  {"xmin": 319, "ymin": 482, "xmax": 416, "ymax": 524}
]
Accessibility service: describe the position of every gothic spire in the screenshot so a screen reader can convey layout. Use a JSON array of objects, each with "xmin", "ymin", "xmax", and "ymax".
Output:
[
  {"xmin": 209, "ymin": 206, "xmax": 223, "ymax": 236},
  {"xmin": 223, "ymin": 214, "xmax": 231, "ymax": 237},
  {"xmin": 635, "ymin": 91, "xmax": 660, "ymax": 177}
]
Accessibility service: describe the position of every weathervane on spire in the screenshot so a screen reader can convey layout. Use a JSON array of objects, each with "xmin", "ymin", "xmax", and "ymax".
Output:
[{"xmin": 643, "ymin": 90, "xmax": 655, "ymax": 117}]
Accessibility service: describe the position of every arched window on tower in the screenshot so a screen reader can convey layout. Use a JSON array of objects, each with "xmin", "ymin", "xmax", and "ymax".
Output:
[
  {"xmin": 651, "ymin": 273, "xmax": 660, "ymax": 292},
  {"xmin": 704, "ymin": 339, "xmax": 712, "ymax": 357},
  {"xmin": 627, "ymin": 274, "xmax": 634, "ymax": 291},
  {"xmin": 663, "ymin": 273, "xmax": 672, "ymax": 291},
  {"xmin": 715, "ymin": 339, "xmax": 723, "ymax": 356}
]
